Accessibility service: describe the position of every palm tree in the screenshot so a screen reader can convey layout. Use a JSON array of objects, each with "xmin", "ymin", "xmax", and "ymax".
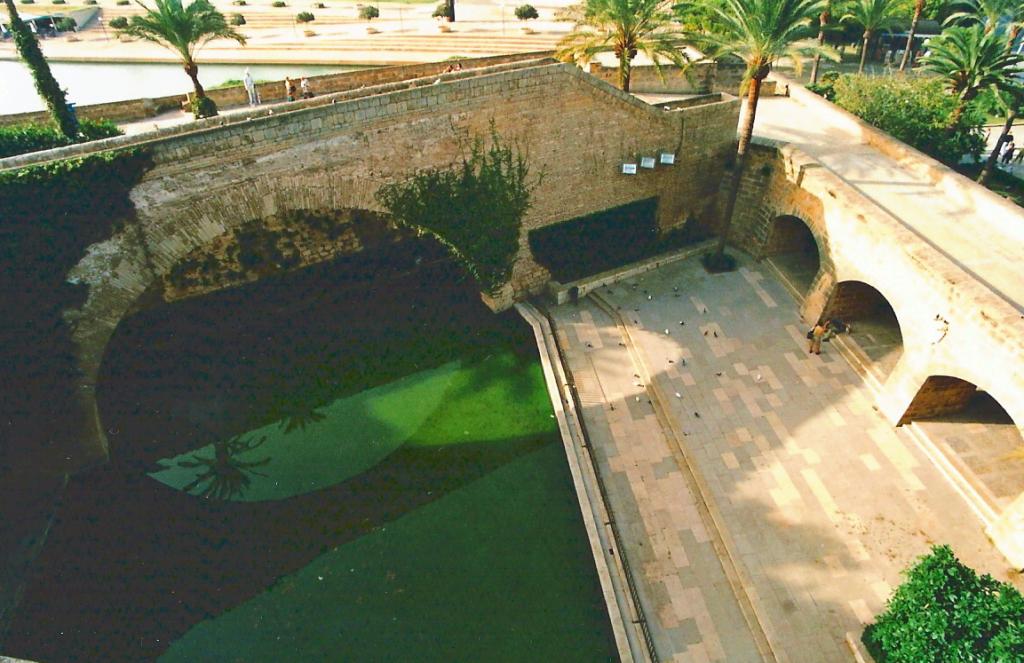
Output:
[
  {"xmin": 898, "ymin": 0, "xmax": 926, "ymax": 70},
  {"xmin": 556, "ymin": 0, "xmax": 688, "ymax": 92},
  {"xmin": 116, "ymin": 0, "xmax": 246, "ymax": 118},
  {"xmin": 690, "ymin": 0, "xmax": 834, "ymax": 259},
  {"xmin": 809, "ymin": 0, "xmax": 832, "ymax": 83},
  {"xmin": 841, "ymin": 0, "xmax": 904, "ymax": 73},
  {"xmin": 920, "ymin": 25, "xmax": 1023, "ymax": 126},
  {"xmin": 2, "ymin": 0, "xmax": 77, "ymax": 137},
  {"xmin": 945, "ymin": 0, "xmax": 1024, "ymax": 182}
]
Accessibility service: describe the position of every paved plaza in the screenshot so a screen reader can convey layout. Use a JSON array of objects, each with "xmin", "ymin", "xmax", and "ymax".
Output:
[{"xmin": 548, "ymin": 255, "xmax": 1021, "ymax": 663}]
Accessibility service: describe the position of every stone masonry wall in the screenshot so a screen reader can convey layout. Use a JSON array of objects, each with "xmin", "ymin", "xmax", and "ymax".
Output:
[
  {"xmin": 33, "ymin": 61, "xmax": 738, "ymax": 472},
  {"xmin": 899, "ymin": 376, "xmax": 978, "ymax": 424}
]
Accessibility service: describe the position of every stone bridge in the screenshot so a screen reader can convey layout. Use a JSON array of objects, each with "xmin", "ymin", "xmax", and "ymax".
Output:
[
  {"xmin": 725, "ymin": 87, "xmax": 1024, "ymax": 566},
  {"xmin": 0, "ymin": 56, "xmax": 739, "ymax": 477}
]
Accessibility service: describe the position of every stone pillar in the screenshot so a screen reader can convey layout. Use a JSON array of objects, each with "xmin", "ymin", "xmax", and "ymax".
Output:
[
  {"xmin": 987, "ymin": 492, "xmax": 1024, "ymax": 569},
  {"xmin": 800, "ymin": 269, "xmax": 833, "ymax": 325}
]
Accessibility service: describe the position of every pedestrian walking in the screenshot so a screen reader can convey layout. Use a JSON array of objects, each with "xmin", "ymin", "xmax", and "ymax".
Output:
[
  {"xmin": 300, "ymin": 77, "xmax": 312, "ymax": 99},
  {"xmin": 808, "ymin": 321, "xmax": 827, "ymax": 355},
  {"xmin": 285, "ymin": 76, "xmax": 296, "ymax": 102},
  {"xmin": 244, "ymin": 68, "xmax": 259, "ymax": 106},
  {"xmin": 1001, "ymin": 135, "xmax": 1015, "ymax": 164}
]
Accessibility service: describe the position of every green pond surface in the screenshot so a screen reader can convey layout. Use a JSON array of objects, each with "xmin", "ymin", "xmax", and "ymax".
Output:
[{"xmin": 6, "ymin": 253, "xmax": 616, "ymax": 662}]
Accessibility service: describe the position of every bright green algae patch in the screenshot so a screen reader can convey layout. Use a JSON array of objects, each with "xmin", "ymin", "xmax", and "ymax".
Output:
[
  {"xmin": 148, "ymin": 362, "xmax": 460, "ymax": 501},
  {"xmin": 159, "ymin": 442, "xmax": 616, "ymax": 662}
]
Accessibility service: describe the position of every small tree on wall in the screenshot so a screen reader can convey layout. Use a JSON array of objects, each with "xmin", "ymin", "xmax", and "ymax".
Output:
[{"xmin": 376, "ymin": 128, "xmax": 537, "ymax": 295}]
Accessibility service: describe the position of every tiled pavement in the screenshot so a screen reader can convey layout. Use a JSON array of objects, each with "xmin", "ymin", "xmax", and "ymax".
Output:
[{"xmin": 547, "ymin": 255, "xmax": 1021, "ymax": 663}]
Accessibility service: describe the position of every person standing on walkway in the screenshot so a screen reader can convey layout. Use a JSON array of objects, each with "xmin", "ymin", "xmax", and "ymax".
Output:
[
  {"xmin": 1002, "ymin": 135, "xmax": 1016, "ymax": 165},
  {"xmin": 244, "ymin": 68, "xmax": 259, "ymax": 106},
  {"xmin": 300, "ymin": 77, "xmax": 312, "ymax": 99},
  {"xmin": 809, "ymin": 321, "xmax": 827, "ymax": 355},
  {"xmin": 284, "ymin": 76, "xmax": 296, "ymax": 102}
]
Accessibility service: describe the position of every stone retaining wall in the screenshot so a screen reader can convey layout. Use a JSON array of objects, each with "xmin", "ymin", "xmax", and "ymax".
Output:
[{"xmin": 0, "ymin": 51, "xmax": 555, "ymax": 127}]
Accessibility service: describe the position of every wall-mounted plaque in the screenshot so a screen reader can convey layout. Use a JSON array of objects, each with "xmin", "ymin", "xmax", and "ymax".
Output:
[
  {"xmin": 622, "ymin": 163, "xmax": 638, "ymax": 175},
  {"xmin": 640, "ymin": 156, "xmax": 656, "ymax": 169}
]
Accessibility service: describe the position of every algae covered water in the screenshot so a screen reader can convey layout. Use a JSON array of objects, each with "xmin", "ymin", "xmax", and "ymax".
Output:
[{"xmin": 5, "ymin": 252, "xmax": 616, "ymax": 661}]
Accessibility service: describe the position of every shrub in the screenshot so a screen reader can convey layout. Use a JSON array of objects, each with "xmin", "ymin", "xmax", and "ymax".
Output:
[
  {"xmin": 295, "ymin": 10, "xmax": 314, "ymax": 21},
  {"xmin": 53, "ymin": 0, "xmax": 67, "ymax": 4},
  {"xmin": 805, "ymin": 71, "xmax": 839, "ymax": 101},
  {"xmin": 0, "ymin": 120, "xmax": 123, "ymax": 159},
  {"xmin": 359, "ymin": 4, "xmax": 378, "ymax": 19},
  {"xmin": 55, "ymin": 17, "xmax": 76, "ymax": 30},
  {"xmin": 377, "ymin": 129, "xmax": 535, "ymax": 294},
  {"xmin": 230, "ymin": 12, "xmax": 245, "ymax": 24},
  {"xmin": 108, "ymin": 15, "xmax": 128, "ymax": 28},
  {"xmin": 271, "ymin": 1, "xmax": 286, "ymax": 6},
  {"xmin": 191, "ymin": 95, "xmax": 218, "ymax": 119},
  {"xmin": 831, "ymin": 74, "xmax": 985, "ymax": 165},
  {"xmin": 84, "ymin": 0, "xmax": 97, "ymax": 4},
  {"xmin": 231, "ymin": 0, "xmax": 247, "ymax": 4},
  {"xmin": 432, "ymin": 2, "xmax": 447, "ymax": 17},
  {"xmin": 313, "ymin": 1, "xmax": 325, "ymax": 7},
  {"xmin": 116, "ymin": 0, "xmax": 130, "ymax": 4},
  {"xmin": 865, "ymin": 545, "xmax": 1024, "ymax": 662},
  {"xmin": 18, "ymin": 0, "xmax": 34, "ymax": 5},
  {"xmin": 514, "ymin": 4, "xmax": 538, "ymax": 19}
]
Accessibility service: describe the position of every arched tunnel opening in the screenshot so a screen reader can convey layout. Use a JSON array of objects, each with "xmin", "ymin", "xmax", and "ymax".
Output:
[
  {"xmin": 763, "ymin": 215, "xmax": 821, "ymax": 295},
  {"xmin": 823, "ymin": 280, "xmax": 904, "ymax": 380},
  {"xmin": 901, "ymin": 376, "xmax": 1024, "ymax": 510}
]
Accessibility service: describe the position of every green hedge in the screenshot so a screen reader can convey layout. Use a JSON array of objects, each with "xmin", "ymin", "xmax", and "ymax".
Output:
[
  {"xmin": 864, "ymin": 545, "xmax": 1024, "ymax": 662},
  {"xmin": 830, "ymin": 74, "xmax": 986, "ymax": 166},
  {"xmin": 528, "ymin": 198, "xmax": 708, "ymax": 282},
  {"xmin": 0, "ymin": 119, "xmax": 123, "ymax": 159}
]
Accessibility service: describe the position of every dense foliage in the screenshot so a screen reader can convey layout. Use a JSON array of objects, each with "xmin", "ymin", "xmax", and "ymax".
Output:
[
  {"xmin": 296, "ymin": 10, "xmax": 314, "ymax": 21},
  {"xmin": 831, "ymin": 74, "xmax": 986, "ymax": 163},
  {"xmin": 0, "ymin": 119, "xmax": 123, "ymax": 159},
  {"xmin": 864, "ymin": 545, "xmax": 1024, "ymax": 662},
  {"xmin": 359, "ymin": 4, "xmax": 378, "ymax": 19},
  {"xmin": 3, "ymin": 0, "xmax": 77, "ymax": 137},
  {"xmin": 109, "ymin": 16, "xmax": 129, "ymax": 28},
  {"xmin": 515, "ymin": 3, "xmax": 539, "ymax": 19},
  {"xmin": 376, "ymin": 130, "xmax": 535, "ymax": 294},
  {"xmin": 0, "ymin": 149, "xmax": 152, "ymax": 470}
]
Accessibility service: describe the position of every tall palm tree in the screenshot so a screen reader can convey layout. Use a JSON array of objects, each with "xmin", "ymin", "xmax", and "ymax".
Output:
[
  {"xmin": 556, "ymin": 0, "xmax": 688, "ymax": 92},
  {"xmin": 116, "ymin": 0, "xmax": 246, "ymax": 118},
  {"xmin": 2, "ymin": 0, "xmax": 77, "ymax": 137},
  {"xmin": 898, "ymin": 0, "xmax": 926, "ymax": 70},
  {"xmin": 841, "ymin": 0, "xmax": 904, "ymax": 73},
  {"xmin": 920, "ymin": 24, "xmax": 1023, "ymax": 126},
  {"xmin": 690, "ymin": 0, "xmax": 834, "ymax": 259}
]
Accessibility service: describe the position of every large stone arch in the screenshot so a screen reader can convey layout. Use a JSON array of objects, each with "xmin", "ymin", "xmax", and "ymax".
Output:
[{"xmin": 761, "ymin": 213, "xmax": 825, "ymax": 297}]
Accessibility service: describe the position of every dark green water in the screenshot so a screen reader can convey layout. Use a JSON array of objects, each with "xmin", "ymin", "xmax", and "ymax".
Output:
[{"xmin": 5, "ymin": 250, "xmax": 616, "ymax": 661}]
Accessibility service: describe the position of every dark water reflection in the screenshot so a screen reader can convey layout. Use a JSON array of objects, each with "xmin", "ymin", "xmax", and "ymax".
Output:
[{"xmin": 5, "ymin": 246, "xmax": 614, "ymax": 661}]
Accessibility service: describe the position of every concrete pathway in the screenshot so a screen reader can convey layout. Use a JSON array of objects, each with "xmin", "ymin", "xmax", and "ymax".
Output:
[
  {"xmin": 753, "ymin": 95, "xmax": 1024, "ymax": 310},
  {"xmin": 548, "ymin": 255, "xmax": 1021, "ymax": 663}
]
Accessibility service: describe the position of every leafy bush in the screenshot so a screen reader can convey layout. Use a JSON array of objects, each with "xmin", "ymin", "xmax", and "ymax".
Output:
[
  {"xmin": 432, "ymin": 2, "xmax": 447, "ymax": 17},
  {"xmin": 295, "ymin": 10, "xmax": 314, "ymax": 21},
  {"xmin": 313, "ymin": 1, "xmax": 325, "ymax": 7},
  {"xmin": 359, "ymin": 4, "xmax": 378, "ymax": 19},
  {"xmin": 18, "ymin": 0, "xmax": 34, "ymax": 5},
  {"xmin": 53, "ymin": 0, "xmax": 66, "ymax": 5},
  {"xmin": 55, "ymin": 17, "xmax": 76, "ymax": 30},
  {"xmin": 377, "ymin": 129, "xmax": 535, "ymax": 294},
  {"xmin": 231, "ymin": 0, "xmax": 247, "ymax": 5},
  {"xmin": 116, "ymin": 0, "xmax": 129, "ymax": 4},
  {"xmin": 230, "ymin": 12, "xmax": 245, "ymax": 24},
  {"xmin": 864, "ymin": 545, "xmax": 1024, "ymax": 662},
  {"xmin": 108, "ymin": 16, "xmax": 128, "ymax": 28},
  {"xmin": 805, "ymin": 71, "xmax": 839, "ymax": 101},
  {"xmin": 191, "ymin": 95, "xmax": 218, "ymax": 119},
  {"xmin": 514, "ymin": 3, "xmax": 538, "ymax": 19},
  {"xmin": 84, "ymin": 0, "xmax": 97, "ymax": 4},
  {"xmin": 0, "ymin": 120, "xmax": 123, "ymax": 159},
  {"xmin": 271, "ymin": 1, "xmax": 286, "ymax": 6},
  {"xmin": 831, "ymin": 74, "xmax": 986, "ymax": 165}
]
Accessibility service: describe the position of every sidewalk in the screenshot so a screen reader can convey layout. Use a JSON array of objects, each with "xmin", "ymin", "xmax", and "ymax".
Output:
[{"xmin": 547, "ymin": 255, "xmax": 1020, "ymax": 662}]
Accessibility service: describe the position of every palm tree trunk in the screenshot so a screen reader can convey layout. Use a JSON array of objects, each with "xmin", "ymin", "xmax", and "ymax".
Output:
[
  {"xmin": 619, "ymin": 54, "xmax": 632, "ymax": 92},
  {"xmin": 978, "ymin": 109, "xmax": 1016, "ymax": 184},
  {"xmin": 3, "ymin": 0, "xmax": 76, "ymax": 138},
  {"xmin": 446, "ymin": 0, "xmax": 455, "ymax": 22},
  {"xmin": 184, "ymin": 60, "xmax": 206, "ymax": 98},
  {"xmin": 858, "ymin": 30, "xmax": 871, "ymax": 74},
  {"xmin": 810, "ymin": 5, "xmax": 830, "ymax": 84},
  {"xmin": 898, "ymin": 5, "xmax": 922, "ymax": 71},
  {"xmin": 716, "ymin": 75, "xmax": 765, "ymax": 257}
]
